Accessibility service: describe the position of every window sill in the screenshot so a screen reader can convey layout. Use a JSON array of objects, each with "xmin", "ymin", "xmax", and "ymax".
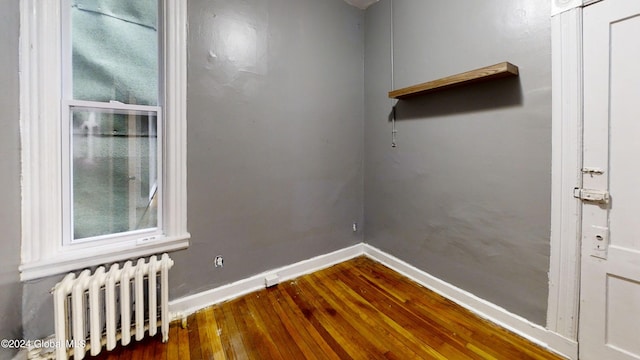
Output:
[{"xmin": 19, "ymin": 233, "xmax": 190, "ymax": 281}]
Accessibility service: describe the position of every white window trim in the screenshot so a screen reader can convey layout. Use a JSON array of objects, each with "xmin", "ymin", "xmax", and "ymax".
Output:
[{"xmin": 19, "ymin": 0, "xmax": 189, "ymax": 281}]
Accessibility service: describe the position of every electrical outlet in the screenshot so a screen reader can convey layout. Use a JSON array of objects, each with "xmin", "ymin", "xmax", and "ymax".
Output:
[
  {"xmin": 352, "ymin": 222, "xmax": 358, "ymax": 232},
  {"xmin": 214, "ymin": 255, "xmax": 224, "ymax": 268}
]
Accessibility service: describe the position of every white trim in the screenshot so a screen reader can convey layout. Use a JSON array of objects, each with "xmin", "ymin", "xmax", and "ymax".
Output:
[
  {"xmin": 19, "ymin": 0, "xmax": 190, "ymax": 281},
  {"xmin": 20, "ymin": 236, "xmax": 189, "ymax": 281},
  {"xmin": 547, "ymin": 8, "xmax": 583, "ymax": 342},
  {"xmin": 19, "ymin": 0, "xmax": 64, "ymax": 270},
  {"xmin": 168, "ymin": 244, "xmax": 365, "ymax": 319},
  {"xmin": 162, "ymin": 0, "xmax": 189, "ymax": 241},
  {"xmin": 64, "ymin": 100, "xmax": 162, "ymax": 113},
  {"xmin": 552, "ymin": 0, "xmax": 584, "ymax": 16},
  {"xmin": 168, "ymin": 243, "xmax": 577, "ymax": 359},
  {"xmin": 548, "ymin": 8, "xmax": 584, "ymax": 339},
  {"xmin": 362, "ymin": 244, "xmax": 578, "ymax": 360},
  {"xmin": 551, "ymin": 0, "xmax": 603, "ymax": 16}
]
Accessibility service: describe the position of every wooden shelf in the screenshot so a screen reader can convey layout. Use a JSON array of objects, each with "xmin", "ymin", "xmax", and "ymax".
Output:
[{"xmin": 388, "ymin": 62, "xmax": 519, "ymax": 99}]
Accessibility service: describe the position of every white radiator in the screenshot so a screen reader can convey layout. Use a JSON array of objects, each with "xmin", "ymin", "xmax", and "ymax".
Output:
[{"xmin": 49, "ymin": 253, "xmax": 174, "ymax": 360}]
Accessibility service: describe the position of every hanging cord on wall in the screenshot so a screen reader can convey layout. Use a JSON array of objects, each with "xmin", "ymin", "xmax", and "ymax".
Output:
[
  {"xmin": 390, "ymin": 0, "xmax": 397, "ymax": 148},
  {"xmin": 391, "ymin": 105, "xmax": 397, "ymax": 147}
]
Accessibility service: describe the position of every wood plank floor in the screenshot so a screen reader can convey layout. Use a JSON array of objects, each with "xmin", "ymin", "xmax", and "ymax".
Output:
[{"xmin": 91, "ymin": 256, "xmax": 565, "ymax": 359}]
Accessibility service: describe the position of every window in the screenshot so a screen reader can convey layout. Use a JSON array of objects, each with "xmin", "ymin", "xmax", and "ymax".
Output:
[
  {"xmin": 19, "ymin": 0, "xmax": 189, "ymax": 281},
  {"xmin": 63, "ymin": 0, "xmax": 161, "ymax": 244},
  {"xmin": 66, "ymin": 105, "xmax": 161, "ymax": 243}
]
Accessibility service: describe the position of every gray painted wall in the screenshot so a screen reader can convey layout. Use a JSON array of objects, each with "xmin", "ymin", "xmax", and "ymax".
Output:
[
  {"xmin": 171, "ymin": 0, "xmax": 364, "ymax": 297},
  {"xmin": 0, "ymin": 1, "xmax": 24, "ymax": 359},
  {"xmin": 19, "ymin": 0, "xmax": 365, "ymax": 339},
  {"xmin": 364, "ymin": 0, "xmax": 552, "ymax": 324},
  {"xmin": 11, "ymin": 0, "xmax": 552, "ymax": 343}
]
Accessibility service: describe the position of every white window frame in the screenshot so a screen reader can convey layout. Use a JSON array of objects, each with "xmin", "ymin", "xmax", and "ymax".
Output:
[
  {"xmin": 61, "ymin": 101, "xmax": 164, "ymax": 246},
  {"xmin": 19, "ymin": 0, "xmax": 189, "ymax": 281}
]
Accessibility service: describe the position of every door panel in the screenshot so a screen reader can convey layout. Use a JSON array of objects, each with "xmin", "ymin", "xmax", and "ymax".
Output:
[
  {"xmin": 581, "ymin": 0, "xmax": 640, "ymax": 359},
  {"xmin": 610, "ymin": 13, "xmax": 640, "ymax": 252},
  {"xmin": 606, "ymin": 274, "xmax": 640, "ymax": 355}
]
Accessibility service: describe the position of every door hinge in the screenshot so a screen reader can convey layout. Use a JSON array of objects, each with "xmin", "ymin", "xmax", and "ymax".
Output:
[{"xmin": 573, "ymin": 188, "xmax": 610, "ymax": 204}]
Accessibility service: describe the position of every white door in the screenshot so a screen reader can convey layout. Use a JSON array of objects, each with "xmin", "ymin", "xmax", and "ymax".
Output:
[{"xmin": 580, "ymin": 0, "xmax": 640, "ymax": 359}]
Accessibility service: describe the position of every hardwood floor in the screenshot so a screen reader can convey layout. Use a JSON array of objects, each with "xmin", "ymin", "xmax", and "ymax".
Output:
[{"xmin": 91, "ymin": 256, "xmax": 565, "ymax": 359}]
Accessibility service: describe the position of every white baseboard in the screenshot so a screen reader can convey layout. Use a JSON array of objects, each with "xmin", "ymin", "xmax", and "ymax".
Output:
[
  {"xmin": 168, "ymin": 243, "xmax": 364, "ymax": 320},
  {"xmin": 168, "ymin": 242, "xmax": 577, "ymax": 359},
  {"xmin": 362, "ymin": 243, "xmax": 578, "ymax": 360}
]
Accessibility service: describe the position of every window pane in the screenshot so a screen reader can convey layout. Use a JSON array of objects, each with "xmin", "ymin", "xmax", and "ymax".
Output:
[
  {"xmin": 71, "ymin": 0, "xmax": 159, "ymax": 105},
  {"xmin": 71, "ymin": 107, "xmax": 158, "ymax": 241}
]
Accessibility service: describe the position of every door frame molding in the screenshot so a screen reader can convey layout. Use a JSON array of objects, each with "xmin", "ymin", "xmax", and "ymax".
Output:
[
  {"xmin": 548, "ymin": 2, "xmax": 585, "ymax": 343},
  {"xmin": 552, "ymin": 0, "xmax": 602, "ymax": 15}
]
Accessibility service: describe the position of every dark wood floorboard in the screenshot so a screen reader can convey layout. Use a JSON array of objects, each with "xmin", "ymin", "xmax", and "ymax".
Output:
[{"xmin": 88, "ymin": 256, "xmax": 565, "ymax": 359}]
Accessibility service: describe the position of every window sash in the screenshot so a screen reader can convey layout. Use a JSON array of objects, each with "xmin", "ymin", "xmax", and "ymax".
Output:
[
  {"xmin": 61, "ymin": 100, "xmax": 164, "ymax": 246},
  {"xmin": 60, "ymin": 0, "xmax": 164, "ymax": 245}
]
